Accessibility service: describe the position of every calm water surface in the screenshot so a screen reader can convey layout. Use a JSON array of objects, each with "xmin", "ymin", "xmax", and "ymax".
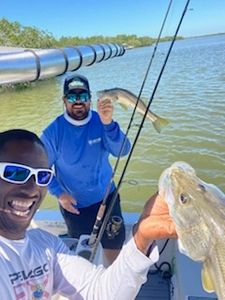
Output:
[{"xmin": 0, "ymin": 35, "xmax": 224, "ymax": 212}]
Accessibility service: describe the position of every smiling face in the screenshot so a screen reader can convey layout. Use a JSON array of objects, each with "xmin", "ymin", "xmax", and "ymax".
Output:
[
  {"xmin": 63, "ymin": 88, "xmax": 91, "ymax": 120},
  {"xmin": 0, "ymin": 139, "xmax": 48, "ymax": 239}
]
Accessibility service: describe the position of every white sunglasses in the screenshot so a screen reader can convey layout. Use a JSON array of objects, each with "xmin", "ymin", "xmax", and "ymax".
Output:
[{"xmin": 0, "ymin": 162, "xmax": 54, "ymax": 186}]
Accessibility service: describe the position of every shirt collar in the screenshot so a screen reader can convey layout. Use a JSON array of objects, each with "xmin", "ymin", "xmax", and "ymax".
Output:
[{"xmin": 63, "ymin": 110, "xmax": 92, "ymax": 126}]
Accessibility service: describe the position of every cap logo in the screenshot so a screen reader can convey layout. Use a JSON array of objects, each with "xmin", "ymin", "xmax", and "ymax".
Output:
[{"xmin": 69, "ymin": 80, "xmax": 84, "ymax": 89}]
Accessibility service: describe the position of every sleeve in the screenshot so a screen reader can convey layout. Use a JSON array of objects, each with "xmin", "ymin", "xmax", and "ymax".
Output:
[
  {"xmin": 102, "ymin": 121, "xmax": 131, "ymax": 157},
  {"xmin": 53, "ymin": 237, "xmax": 159, "ymax": 299},
  {"xmin": 40, "ymin": 127, "xmax": 65, "ymax": 198}
]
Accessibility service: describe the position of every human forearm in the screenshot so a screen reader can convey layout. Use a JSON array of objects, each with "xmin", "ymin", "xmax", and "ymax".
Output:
[
  {"xmin": 82, "ymin": 238, "xmax": 158, "ymax": 300},
  {"xmin": 97, "ymin": 238, "xmax": 158, "ymax": 300},
  {"xmin": 103, "ymin": 121, "xmax": 131, "ymax": 156},
  {"xmin": 133, "ymin": 225, "xmax": 154, "ymax": 255}
]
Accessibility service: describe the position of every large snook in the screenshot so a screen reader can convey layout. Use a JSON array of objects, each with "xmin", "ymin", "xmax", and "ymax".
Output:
[
  {"xmin": 158, "ymin": 161, "xmax": 225, "ymax": 300},
  {"xmin": 96, "ymin": 88, "xmax": 169, "ymax": 133}
]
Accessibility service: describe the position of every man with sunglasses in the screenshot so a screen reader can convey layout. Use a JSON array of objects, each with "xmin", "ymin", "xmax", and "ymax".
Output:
[
  {"xmin": 0, "ymin": 128, "xmax": 176, "ymax": 299},
  {"xmin": 41, "ymin": 74, "xmax": 131, "ymax": 266}
]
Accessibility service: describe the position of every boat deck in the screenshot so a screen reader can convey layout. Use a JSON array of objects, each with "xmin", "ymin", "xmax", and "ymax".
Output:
[
  {"xmin": 136, "ymin": 271, "xmax": 171, "ymax": 299},
  {"xmin": 33, "ymin": 211, "xmax": 218, "ymax": 300},
  {"xmin": 33, "ymin": 210, "xmax": 173, "ymax": 300}
]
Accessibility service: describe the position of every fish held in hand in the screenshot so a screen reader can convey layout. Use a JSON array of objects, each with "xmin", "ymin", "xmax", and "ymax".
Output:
[
  {"xmin": 97, "ymin": 88, "xmax": 169, "ymax": 133},
  {"xmin": 158, "ymin": 161, "xmax": 225, "ymax": 299}
]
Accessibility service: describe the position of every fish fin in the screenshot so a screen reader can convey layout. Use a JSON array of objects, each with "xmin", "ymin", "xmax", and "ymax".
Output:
[
  {"xmin": 153, "ymin": 116, "xmax": 170, "ymax": 133},
  {"xmin": 201, "ymin": 263, "xmax": 215, "ymax": 293}
]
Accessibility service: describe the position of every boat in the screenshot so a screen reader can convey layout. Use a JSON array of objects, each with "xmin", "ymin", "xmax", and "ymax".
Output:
[
  {"xmin": 0, "ymin": 40, "xmax": 218, "ymax": 300},
  {"xmin": 121, "ymin": 43, "xmax": 134, "ymax": 50},
  {"xmin": 32, "ymin": 209, "xmax": 218, "ymax": 300},
  {"xmin": 0, "ymin": 43, "xmax": 125, "ymax": 85}
]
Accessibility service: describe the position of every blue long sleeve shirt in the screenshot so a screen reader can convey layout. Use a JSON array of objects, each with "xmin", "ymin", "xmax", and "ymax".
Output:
[{"xmin": 41, "ymin": 111, "xmax": 131, "ymax": 208}]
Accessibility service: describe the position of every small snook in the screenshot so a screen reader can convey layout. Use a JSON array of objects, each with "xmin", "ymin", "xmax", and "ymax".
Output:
[
  {"xmin": 96, "ymin": 87, "xmax": 169, "ymax": 133},
  {"xmin": 158, "ymin": 161, "xmax": 225, "ymax": 300}
]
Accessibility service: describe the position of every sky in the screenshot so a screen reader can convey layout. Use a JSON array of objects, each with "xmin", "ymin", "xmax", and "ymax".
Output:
[{"xmin": 1, "ymin": 0, "xmax": 225, "ymax": 39}]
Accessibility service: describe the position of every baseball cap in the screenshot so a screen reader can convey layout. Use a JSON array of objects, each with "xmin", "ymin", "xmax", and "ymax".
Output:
[{"xmin": 63, "ymin": 74, "xmax": 90, "ymax": 96}]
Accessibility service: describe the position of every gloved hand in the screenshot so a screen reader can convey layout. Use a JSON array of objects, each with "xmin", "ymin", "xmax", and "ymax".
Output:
[{"xmin": 133, "ymin": 192, "xmax": 177, "ymax": 254}]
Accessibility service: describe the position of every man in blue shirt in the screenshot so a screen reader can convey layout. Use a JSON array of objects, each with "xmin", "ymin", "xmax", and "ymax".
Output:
[{"xmin": 41, "ymin": 74, "xmax": 131, "ymax": 265}]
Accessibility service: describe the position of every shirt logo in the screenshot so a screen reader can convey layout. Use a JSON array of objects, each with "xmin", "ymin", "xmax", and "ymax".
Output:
[
  {"xmin": 88, "ymin": 137, "xmax": 101, "ymax": 145},
  {"xmin": 9, "ymin": 263, "xmax": 49, "ymax": 285},
  {"xmin": 69, "ymin": 81, "xmax": 84, "ymax": 89}
]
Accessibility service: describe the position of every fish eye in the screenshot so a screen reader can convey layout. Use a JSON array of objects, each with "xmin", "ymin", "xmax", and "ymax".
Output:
[
  {"xmin": 198, "ymin": 183, "xmax": 206, "ymax": 192},
  {"xmin": 179, "ymin": 193, "xmax": 189, "ymax": 204}
]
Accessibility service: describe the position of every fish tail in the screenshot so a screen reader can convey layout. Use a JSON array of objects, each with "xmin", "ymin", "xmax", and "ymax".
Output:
[{"xmin": 153, "ymin": 116, "xmax": 170, "ymax": 133}]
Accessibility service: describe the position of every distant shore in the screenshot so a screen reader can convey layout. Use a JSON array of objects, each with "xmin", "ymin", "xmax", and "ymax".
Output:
[{"xmin": 0, "ymin": 32, "xmax": 224, "ymax": 54}]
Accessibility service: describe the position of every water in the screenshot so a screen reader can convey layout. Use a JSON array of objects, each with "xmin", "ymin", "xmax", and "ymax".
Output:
[{"xmin": 0, "ymin": 35, "xmax": 224, "ymax": 212}]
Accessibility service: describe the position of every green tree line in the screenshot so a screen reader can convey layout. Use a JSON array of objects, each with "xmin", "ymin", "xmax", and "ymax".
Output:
[{"xmin": 0, "ymin": 18, "xmax": 182, "ymax": 49}]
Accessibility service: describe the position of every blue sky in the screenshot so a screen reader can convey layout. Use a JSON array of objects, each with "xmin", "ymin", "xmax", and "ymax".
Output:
[{"xmin": 1, "ymin": 0, "xmax": 225, "ymax": 38}]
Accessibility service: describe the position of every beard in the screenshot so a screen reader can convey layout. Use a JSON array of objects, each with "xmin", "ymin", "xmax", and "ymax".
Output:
[{"xmin": 68, "ymin": 103, "xmax": 90, "ymax": 120}]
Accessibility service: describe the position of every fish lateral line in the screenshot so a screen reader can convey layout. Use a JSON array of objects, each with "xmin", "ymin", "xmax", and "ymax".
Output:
[{"xmin": 97, "ymin": 87, "xmax": 170, "ymax": 133}]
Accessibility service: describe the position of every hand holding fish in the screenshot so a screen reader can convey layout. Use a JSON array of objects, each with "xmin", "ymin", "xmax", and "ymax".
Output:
[
  {"xmin": 97, "ymin": 98, "xmax": 114, "ymax": 125},
  {"xmin": 133, "ymin": 192, "xmax": 177, "ymax": 254},
  {"xmin": 159, "ymin": 161, "xmax": 225, "ymax": 299},
  {"xmin": 97, "ymin": 88, "xmax": 170, "ymax": 133}
]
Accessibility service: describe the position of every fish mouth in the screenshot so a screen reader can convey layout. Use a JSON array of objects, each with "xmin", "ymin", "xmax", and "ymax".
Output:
[
  {"xmin": 171, "ymin": 161, "xmax": 196, "ymax": 174},
  {"xmin": 158, "ymin": 169, "xmax": 175, "ymax": 206},
  {"xmin": 158, "ymin": 161, "xmax": 196, "ymax": 206},
  {"xmin": 160, "ymin": 161, "xmax": 196, "ymax": 182}
]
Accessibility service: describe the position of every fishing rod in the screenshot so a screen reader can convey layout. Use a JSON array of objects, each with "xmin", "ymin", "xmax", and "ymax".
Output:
[
  {"xmin": 88, "ymin": 0, "xmax": 191, "ymax": 262},
  {"xmin": 87, "ymin": 0, "xmax": 174, "ymax": 251}
]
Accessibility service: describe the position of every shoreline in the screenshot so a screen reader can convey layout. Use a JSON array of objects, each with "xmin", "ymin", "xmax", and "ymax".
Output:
[{"xmin": 0, "ymin": 32, "xmax": 224, "ymax": 54}]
